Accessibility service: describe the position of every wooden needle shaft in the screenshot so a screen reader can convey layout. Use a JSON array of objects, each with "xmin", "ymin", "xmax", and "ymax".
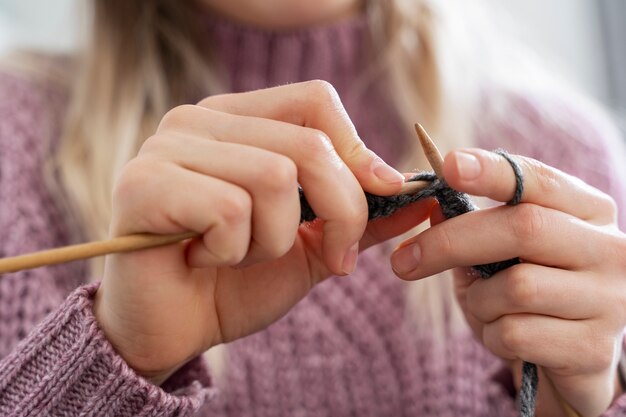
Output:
[
  {"xmin": 0, "ymin": 231, "xmax": 200, "ymax": 274},
  {"xmin": 0, "ymin": 181, "xmax": 430, "ymax": 275},
  {"xmin": 0, "ymin": 126, "xmax": 443, "ymax": 276},
  {"xmin": 399, "ymin": 180, "xmax": 429, "ymax": 195},
  {"xmin": 414, "ymin": 123, "xmax": 445, "ymax": 179}
]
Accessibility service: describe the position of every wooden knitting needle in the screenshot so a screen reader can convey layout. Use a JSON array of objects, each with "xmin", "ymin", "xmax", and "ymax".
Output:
[
  {"xmin": 414, "ymin": 123, "xmax": 445, "ymax": 179},
  {"xmin": 396, "ymin": 123, "xmax": 445, "ymax": 194},
  {"xmin": 399, "ymin": 179, "xmax": 430, "ymax": 195},
  {"xmin": 0, "ymin": 231, "xmax": 201, "ymax": 274},
  {"xmin": 0, "ymin": 169, "xmax": 431, "ymax": 275}
]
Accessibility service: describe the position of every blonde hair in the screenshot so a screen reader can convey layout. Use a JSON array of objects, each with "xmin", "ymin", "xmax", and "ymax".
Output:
[{"xmin": 57, "ymin": 1, "xmax": 223, "ymax": 246}]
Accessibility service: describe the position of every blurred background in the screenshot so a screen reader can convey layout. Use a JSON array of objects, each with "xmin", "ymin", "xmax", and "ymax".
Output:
[{"xmin": 0, "ymin": 0, "xmax": 624, "ymax": 129}]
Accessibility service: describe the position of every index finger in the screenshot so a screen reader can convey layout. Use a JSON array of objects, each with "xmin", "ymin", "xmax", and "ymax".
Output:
[
  {"xmin": 442, "ymin": 148, "xmax": 617, "ymax": 225},
  {"xmin": 197, "ymin": 80, "xmax": 406, "ymax": 197}
]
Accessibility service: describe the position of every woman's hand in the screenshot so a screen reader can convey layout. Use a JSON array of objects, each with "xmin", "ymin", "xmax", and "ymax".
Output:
[
  {"xmin": 391, "ymin": 148, "xmax": 626, "ymax": 417},
  {"xmin": 93, "ymin": 81, "xmax": 433, "ymax": 385}
]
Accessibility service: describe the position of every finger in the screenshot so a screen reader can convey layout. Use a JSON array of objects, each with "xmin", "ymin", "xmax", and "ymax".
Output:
[
  {"xmin": 482, "ymin": 314, "xmax": 615, "ymax": 376},
  {"xmin": 443, "ymin": 148, "xmax": 618, "ymax": 225},
  {"xmin": 391, "ymin": 203, "xmax": 607, "ymax": 280},
  {"xmin": 112, "ymin": 160, "xmax": 252, "ymax": 268},
  {"xmin": 141, "ymin": 135, "xmax": 300, "ymax": 266},
  {"xmin": 196, "ymin": 81, "xmax": 406, "ymax": 195},
  {"xmin": 154, "ymin": 106, "xmax": 369, "ymax": 275},
  {"xmin": 466, "ymin": 263, "xmax": 601, "ymax": 323},
  {"xmin": 429, "ymin": 201, "xmax": 446, "ymax": 226},
  {"xmin": 488, "ymin": 317, "xmax": 623, "ymax": 417}
]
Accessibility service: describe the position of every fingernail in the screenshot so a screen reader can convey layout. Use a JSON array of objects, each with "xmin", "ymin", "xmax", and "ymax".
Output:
[
  {"xmin": 391, "ymin": 243, "xmax": 421, "ymax": 274},
  {"xmin": 372, "ymin": 158, "xmax": 404, "ymax": 185},
  {"xmin": 456, "ymin": 151, "xmax": 481, "ymax": 180},
  {"xmin": 342, "ymin": 242, "xmax": 359, "ymax": 274}
]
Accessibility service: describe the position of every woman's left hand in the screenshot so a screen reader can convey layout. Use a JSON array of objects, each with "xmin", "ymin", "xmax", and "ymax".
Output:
[{"xmin": 391, "ymin": 148, "xmax": 626, "ymax": 417}]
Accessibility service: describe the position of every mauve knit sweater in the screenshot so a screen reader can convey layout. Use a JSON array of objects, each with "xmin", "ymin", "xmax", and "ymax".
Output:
[{"xmin": 1, "ymin": 16, "xmax": 626, "ymax": 417}]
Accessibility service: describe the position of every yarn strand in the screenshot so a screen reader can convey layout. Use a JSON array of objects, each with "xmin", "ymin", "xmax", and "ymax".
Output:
[{"xmin": 299, "ymin": 149, "xmax": 538, "ymax": 416}]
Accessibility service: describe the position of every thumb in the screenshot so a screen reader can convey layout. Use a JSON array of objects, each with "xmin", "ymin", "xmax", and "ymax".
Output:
[{"xmin": 359, "ymin": 198, "xmax": 435, "ymax": 250}]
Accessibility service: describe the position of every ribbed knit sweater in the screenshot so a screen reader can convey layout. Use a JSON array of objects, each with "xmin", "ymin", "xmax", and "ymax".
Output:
[{"xmin": 1, "ymin": 15, "xmax": 626, "ymax": 416}]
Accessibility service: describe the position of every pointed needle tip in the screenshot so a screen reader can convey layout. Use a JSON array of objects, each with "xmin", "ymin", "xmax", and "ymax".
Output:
[{"xmin": 413, "ymin": 123, "xmax": 445, "ymax": 179}]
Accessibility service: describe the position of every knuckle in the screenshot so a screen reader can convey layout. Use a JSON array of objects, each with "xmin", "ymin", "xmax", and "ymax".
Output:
[
  {"xmin": 524, "ymin": 158, "xmax": 560, "ymax": 195},
  {"xmin": 227, "ymin": 245, "xmax": 249, "ymax": 265},
  {"xmin": 219, "ymin": 190, "xmax": 252, "ymax": 227},
  {"xmin": 299, "ymin": 129, "xmax": 335, "ymax": 160},
  {"xmin": 509, "ymin": 204, "xmax": 546, "ymax": 241},
  {"xmin": 209, "ymin": 242, "xmax": 247, "ymax": 266},
  {"xmin": 113, "ymin": 158, "xmax": 154, "ymax": 204},
  {"xmin": 331, "ymin": 199, "xmax": 368, "ymax": 241},
  {"xmin": 498, "ymin": 317, "xmax": 525, "ymax": 354},
  {"xmin": 111, "ymin": 159, "xmax": 164, "ymax": 233},
  {"xmin": 343, "ymin": 137, "xmax": 368, "ymax": 161},
  {"xmin": 138, "ymin": 134, "xmax": 171, "ymax": 156},
  {"xmin": 503, "ymin": 266, "xmax": 537, "ymax": 308},
  {"xmin": 339, "ymin": 190, "xmax": 369, "ymax": 225},
  {"xmin": 598, "ymin": 193, "xmax": 619, "ymax": 221},
  {"xmin": 257, "ymin": 155, "xmax": 298, "ymax": 194},
  {"xmin": 264, "ymin": 236, "xmax": 296, "ymax": 260},
  {"xmin": 345, "ymin": 200, "xmax": 369, "ymax": 227},
  {"xmin": 305, "ymin": 79, "xmax": 340, "ymax": 105},
  {"xmin": 602, "ymin": 232, "xmax": 626, "ymax": 272},
  {"xmin": 158, "ymin": 104, "xmax": 196, "ymax": 131}
]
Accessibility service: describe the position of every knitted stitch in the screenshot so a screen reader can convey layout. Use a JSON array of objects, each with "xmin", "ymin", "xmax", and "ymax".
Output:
[{"xmin": 1, "ymin": 14, "xmax": 626, "ymax": 416}]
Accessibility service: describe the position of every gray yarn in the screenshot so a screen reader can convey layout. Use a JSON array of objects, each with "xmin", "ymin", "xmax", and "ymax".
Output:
[
  {"xmin": 298, "ymin": 149, "xmax": 537, "ymax": 415},
  {"xmin": 520, "ymin": 361, "xmax": 538, "ymax": 417},
  {"xmin": 492, "ymin": 151, "xmax": 537, "ymax": 417},
  {"xmin": 495, "ymin": 149, "xmax": 525, "ymax": 206}
]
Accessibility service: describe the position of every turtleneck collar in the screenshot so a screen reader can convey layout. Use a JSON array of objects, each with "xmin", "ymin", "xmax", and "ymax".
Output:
[
  {"xmin": 204, "ymin": 13, "xmax": 368, "ymax": 93},
  {"xmin": 201, "ymin": 12, "xmax": 409, "ymax": 166}
]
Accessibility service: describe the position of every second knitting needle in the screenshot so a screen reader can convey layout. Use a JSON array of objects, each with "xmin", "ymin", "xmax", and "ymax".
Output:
[{"xmin": 414, "ymin": 123, "xmax": 445, "ymax": 179}]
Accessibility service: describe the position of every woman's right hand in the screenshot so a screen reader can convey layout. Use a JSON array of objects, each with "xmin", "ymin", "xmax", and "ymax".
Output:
[{"xmin": 93, "ymin": 81, "xmax": 433, "ymax": 384}]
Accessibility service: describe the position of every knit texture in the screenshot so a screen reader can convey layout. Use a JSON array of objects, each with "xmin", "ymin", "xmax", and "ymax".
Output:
[{"xmin": 1, "ymin": 14, "xmax": 626, "ymax": 416}]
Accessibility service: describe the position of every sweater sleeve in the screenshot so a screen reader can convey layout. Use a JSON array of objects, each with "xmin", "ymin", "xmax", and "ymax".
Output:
[
  {"xmin": 0, "ymin": 67, "xmax": 215, "ymax": 415},
  {"xmin": 0, "ymin": 283, "xmax": 215, "ymax": 416}
]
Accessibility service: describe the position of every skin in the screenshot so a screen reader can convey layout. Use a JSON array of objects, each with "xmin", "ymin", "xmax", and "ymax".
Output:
[
  {"xmin": 94, "ymin": 1, "xmax": 626, "ymax": 416},
  {"xmin": 391, "ymin": 149, "xmax": 626, "ymax": 416},
  {"xmin": 95, "ymin": 81, "xmax": 433, "ymax": 382}
]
